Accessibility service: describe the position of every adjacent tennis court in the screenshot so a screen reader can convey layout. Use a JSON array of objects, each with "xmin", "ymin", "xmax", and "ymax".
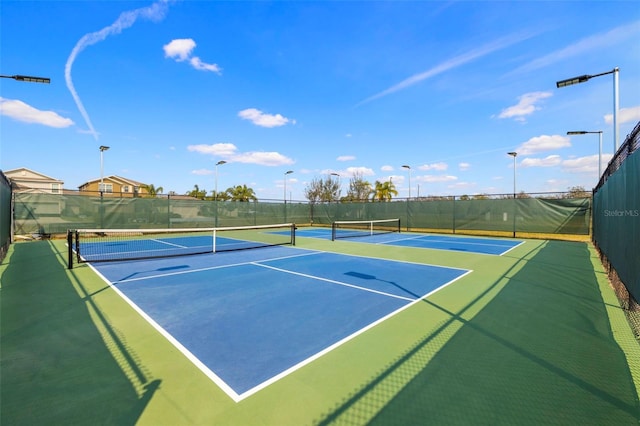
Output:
[
  {"xmin": 92, "ymin": 244, "xmax": 470, "ymax": 401},
  {"xmin": 296, "ymin": 223, "xmax": 524, "ymax": 256}
]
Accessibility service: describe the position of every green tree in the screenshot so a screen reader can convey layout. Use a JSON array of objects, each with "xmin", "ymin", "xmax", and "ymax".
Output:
[
  {"xmin": 304, "ymin": 176, "xmax": 341, "ymax": 203},
  {"xmin": 566, "ymin": 185, "xmax": 591, "ymax": 198},
  {"xmin": 342, "ymin": 172, "xmax": 372, "ymax": 202},
  {"xmin": 372, "ymin": 180, "xmax": 398, "ymax": 202},
  {"xmin": 226, "ymin": 184, "xmax": 257, "ymax": 202}
]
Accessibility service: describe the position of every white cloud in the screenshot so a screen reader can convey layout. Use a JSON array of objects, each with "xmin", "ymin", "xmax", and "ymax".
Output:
[
  {"xmin": 418, "ymin": 162, "xmax": 448, "ymax": 171},
  {"xmin": 191, "ymin": 168, "xmax": 213, "ymax": 175},
  {"xmin": 563, "ymin": 154, "xmax": 613, "ymax": 174},
  {"xmin": 459, "ymin": 162, "xmax": 471, "ymax": 171},
  {"xmin": 521, "ymin": 155, "xmax": 562, "ymax": 168},
  {"xmin": 604, "ymin": 105, "xmax": 640, "ymax": 125},
  {"xmin": 497, "ymin": 91, "xmax": 552, "ymax": 122},
  {"xmin": 517, "ymin": 134, "xmax": 571, "ymax": 155},
  {"xmin": 187, "ymin": 142, "xmax": 294, "ymax": 166},
  {"xmin": 417, "ymin": 175, "xmax": 458, "ymax": 183},
  {"xmin": 0, "ymin": 98, "xmax": 74, "ymax": 128},
  {"xmin": 345, "ymin": 166, "xmax": 375, "ymax": 176},
  {"xmin": 163, "ymin": 38, "xmax": 195, "ymax": 61},
  {"xmin": 381, "ymin": 165, "xmax": 394, "ymax": 172},
  {"xmin": 187, "ymin": 143, "xmax": 237, "ymax": 156},
  {"xmin": 337, "ymin": 155, "xmax": 356, "ymax": 161},
  {"xmin": 238, "ymin": 108, "xmax": 293, "ymax": 128},
  {"xmin": 233, "ymin": 151, "xmax": 294, "ymax": 166},
  {"xmin": 164, "ymin": 38, "xmax": 221, "ymax": 74}
]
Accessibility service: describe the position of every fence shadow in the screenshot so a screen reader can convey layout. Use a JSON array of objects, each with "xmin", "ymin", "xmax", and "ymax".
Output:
[
  {"xmin": 317, "ymin": 240, "xmax": 639, "ymax": 425},
  {"xmin": 0, "ymin": 241, "xmax": 159, "ymax": 425}
]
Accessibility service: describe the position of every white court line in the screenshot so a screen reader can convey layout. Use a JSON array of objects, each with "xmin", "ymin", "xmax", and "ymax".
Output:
[
  {"xmin": 149, "ymin": 238, "xmax": 188, "ymax": 249},
  {"xmin": 385, "ymin": 236, "xmax": 519, "ymax": 248},
  {"xmin": 252, "ymin": 262, "xmax": 415, "ymax": 302},
  {"xmin": 113, "ymin": 250, "xmax": 323, "ymax": 284}
]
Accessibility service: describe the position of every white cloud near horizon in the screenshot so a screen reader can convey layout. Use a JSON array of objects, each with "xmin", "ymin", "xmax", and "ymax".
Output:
[
  {"xmin": 416, "ymin": 175, "xmax": 458, "ymax": 183},
  {"xmin": 418, "ymin": 162, "xmax": 448, "ymax": 171},
  {"xmin": 357, "ymin": 31, "xmax": 538, "ymax": 106},
  {"xmin": 345, "ymin": 166, "xmax": 375, "ymax": 177},
  {"xmin": 187, "ymin": 143, "xmax": 294, "ymax": 166},
  {"xmin": 604, "ymin": 105, "xmax": 640, "ymax": 125},
  {"xmin": 516, "ymin": 134, "xmax": 571, "ymax": 155},
  {"xmin": 497, "ymin": 91, "xmax": 552, "ymax": 122},
  {"xmin": 459, "ymin": 162, "xmax": 471, "ymax": 171},
  {"xmin": 238, "ymin": 108, "xmax": 294, "ymax": 128},
  {"xmin": 337, "ymin": 155, "xmax": 356, "ymax": 161},
  {"xmin": 520, "ymin": 155, "xmax": 562, "ymax": 168},
  {"xmin": 0, "ymin": 98, "xmax": 74, "ymax": 128},
  {"xmin": 65, "ymin": 0, "xmax": 172, "ymax": 141},
  {"xmin": 563, "ymin": 154, "xmax": 613, "ymax": 174},
  {"xmin": 163, "ymin": 38, "xmax": 222, "ymax": 74}
]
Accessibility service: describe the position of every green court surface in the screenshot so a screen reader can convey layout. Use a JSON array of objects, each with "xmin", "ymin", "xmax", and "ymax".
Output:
[{"xmin": 1, "ymin": 235, "xmax": 639, "ymax": 425}]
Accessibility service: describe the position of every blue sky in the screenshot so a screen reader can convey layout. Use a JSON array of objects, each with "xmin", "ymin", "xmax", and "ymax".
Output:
[{"xmin": 1, "ymin": 0, "xmax": 639, "ymax": 201}]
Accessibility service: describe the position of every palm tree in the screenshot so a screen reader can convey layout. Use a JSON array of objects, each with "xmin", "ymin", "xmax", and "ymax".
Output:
[
  {"xmin": 372, "ymin": 180, "xmax": 398, "ymax": 202},
  {"xmin": 227, "ymin": 184, "xmax": 257, "ymax": 202},
  {"xmin": 141, "ymin": 183, "xmax": 163, "ymax": 198},
  {"xmin": 187, "ymin": 184, "xmax": 207, "ymax": 200}
]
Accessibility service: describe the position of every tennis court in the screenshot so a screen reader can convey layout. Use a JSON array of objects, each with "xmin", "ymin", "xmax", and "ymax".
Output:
[
  {"xmin": 2, "ymin": 221, "xmax": 639, "ymax": 425},
  {"xmin": 93, "ymin": 245, "xmax": 470, "ymax": 401},
  {"xmin": 297, "ymin": 223, "xmax": 524, "ymax": 256}
]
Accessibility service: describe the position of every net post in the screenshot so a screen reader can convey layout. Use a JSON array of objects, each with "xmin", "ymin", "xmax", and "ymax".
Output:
[
  {"xmin": 397, "ymin": 218, "xmax": 401, "ymax": 234},
  {"xmin": 291, "ymin": 223, "xmax": 296, "ymax": 246},
  {"xmin": 67, "ymin": 230, "xmax": 73, "ymax": 269},
  {"xmin": 75, "ymin": 230, "xmax": 80, "ymax": 265},
  {"xmin": 213, "ymin": 229, "xmax": 217, "ymax": 253},
  {"xmin": 331, "ymin": 222, "xmax": 337, "ymax": 241}
]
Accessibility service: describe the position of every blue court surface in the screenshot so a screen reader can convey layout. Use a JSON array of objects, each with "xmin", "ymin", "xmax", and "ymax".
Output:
[
  {"xmin": 296, "ymin": 227, "xmax": 524, "ymax": 255},
  {"xmin": 92, "ymin": 246, "xmax": 470, "ymax": 401}
]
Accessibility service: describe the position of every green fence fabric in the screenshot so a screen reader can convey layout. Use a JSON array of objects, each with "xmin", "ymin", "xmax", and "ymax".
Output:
[
  {"xmin": 593, "ymin": 149, "xmax": 640, "ymax": 301},
  {"xmin": 13, "ymin": 192, "xmax": 591, "ymax": 237}
]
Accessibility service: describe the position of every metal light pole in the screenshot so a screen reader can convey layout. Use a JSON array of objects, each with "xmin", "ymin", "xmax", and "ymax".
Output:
[
  {"xmin": 507, "ymin": 152, "xmax": 517, "ymax": 237},
  {"xmin": 284, "ymin": 170, "xmax": 294, "ymax": 202},
  {"xmin": 0, "ymin": 74, "xmax": 50, "ymax": 84},
  {"xmin": 214, "ymin": 160, "xmax": 226, "ymax": 227},
  {"xmin": 98, "ymin": 145, "xmax": 109, "ymax": 229},
  {"xmin": 567, "ymin": 131, "xmax": 603, "ymax": 178},
  {"xmin": 401, "ymin": 165, "xmax": 411, "ymax": 199},
  {"xmin": 99, "ymin": 146, "xmax": 110, "ymax": 193},
  {"xmin": 284, "ymin": 170, "xmax": 293, "ymax": 222},
  {"xmin": 214, "ymin": 160, "xmax": 227, "ymax": 201},
  {"xmin": 330, "ymin": 172, "xmax": 340, "ymax": 201},
  {"xmin": 556, "ymin": 67, "xmax": 619, "ymax": 152}
]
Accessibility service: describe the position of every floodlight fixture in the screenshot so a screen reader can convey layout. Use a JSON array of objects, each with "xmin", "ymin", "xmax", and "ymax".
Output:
[
  {"xmin": 567, "ymin": 130, "xmax": 603, "ymax": 177},
  {"xmin": 556, "ymin": 67, "xmax": 619, "ymax": 151},
  {"xmin": 0, "ymin": 74, "xmax": 51, "ymax": 84}
]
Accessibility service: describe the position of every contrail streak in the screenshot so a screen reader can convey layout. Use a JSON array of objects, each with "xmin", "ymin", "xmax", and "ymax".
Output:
[
  {"xmin": 356, "ymin": 30, "xmax": 539, "ymax": 107},
  {"xmin": 65, "ymin": 0, "xmax": 172, "ymax": 140}
]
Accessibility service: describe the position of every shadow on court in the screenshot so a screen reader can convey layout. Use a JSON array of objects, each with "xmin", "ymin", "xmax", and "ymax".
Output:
[
  {"xmin": 317, "ymin": 240, "xmax": 640, "ymax": 424},
  {"xmin": 0, "ymin": 241, "xmax": 159, "ymax": 425}
]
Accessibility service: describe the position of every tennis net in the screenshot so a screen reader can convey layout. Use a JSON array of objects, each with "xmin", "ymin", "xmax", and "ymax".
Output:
[
  {"xmin": 67, "ymin": 223, "xmax": 296, "ymax": 268},
  {"xmin": 331, "ymin": 218, "xmax": 400, "ymax": 241}
]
